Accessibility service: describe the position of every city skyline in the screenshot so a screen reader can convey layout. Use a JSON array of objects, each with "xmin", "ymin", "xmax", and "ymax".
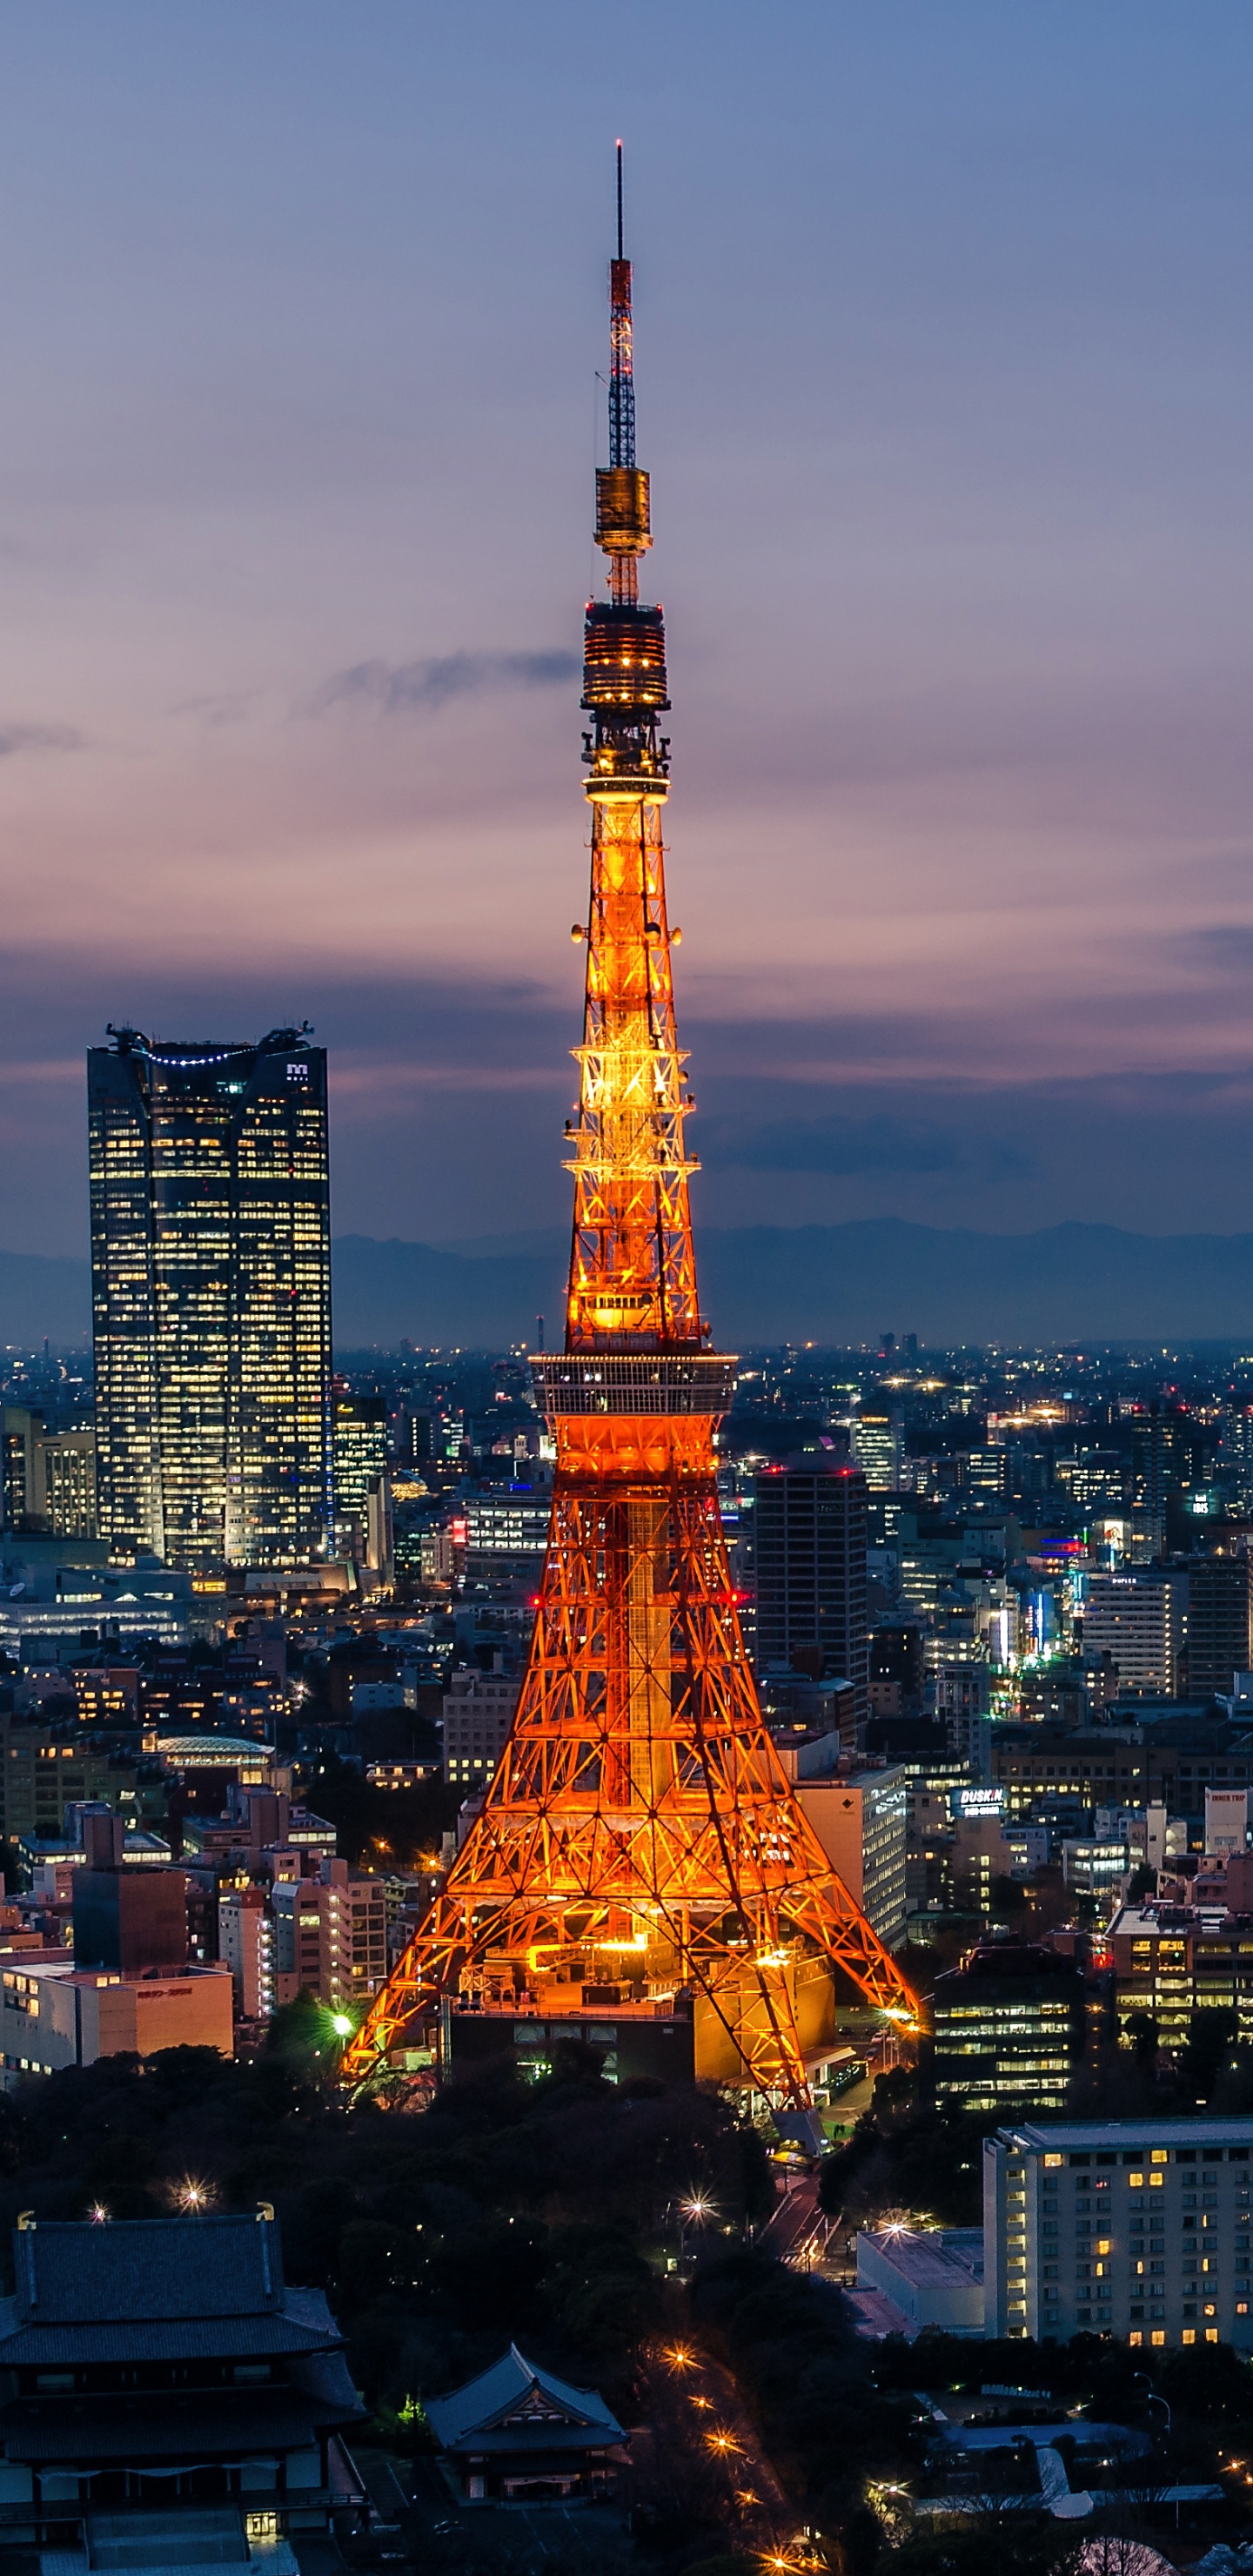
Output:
[{"xmin": 0, "ymin": 6, "xmax": 1252, "ymax": 1271}]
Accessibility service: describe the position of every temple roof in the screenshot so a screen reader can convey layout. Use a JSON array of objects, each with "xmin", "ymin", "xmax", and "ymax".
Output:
[
  {"xmin": 0, "ymin": 2218, "xmax": 352, "ymax": 2371},
  {"xmin": 425, "ymin": 2345, "xmax": 622, "ymax": 2452},
  {"xmin": 10, "ymin": 2214, "xmax": 286, "ymax": 2323}
]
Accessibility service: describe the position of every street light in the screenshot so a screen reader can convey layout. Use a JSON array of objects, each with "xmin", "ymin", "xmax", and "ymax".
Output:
[
  {"xmin": 670, "ymin": 2191, "xmax": 718, "ymax": 2271},
  {"xmin": 1134, "ymin": 2373, "xmax": 1171, "ymax": 2446}
]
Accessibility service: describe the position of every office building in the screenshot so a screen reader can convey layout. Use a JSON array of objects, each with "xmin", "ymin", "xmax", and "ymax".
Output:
[
  {"xmin": 89, "ymin": 1026, "xmax": 333, "ymax": 1570},
  {"xmin": 983, "ymin": 2116, "xmax": 1253, "ymax": 2346},
  {"xmin": 365, "ymin": 1472, "xmax": 393, "ymax": 1580},
  {"xmin": 0, "ymin": 1566, "xmax": 189, "ymax": 1660},
  {"xmin": 0, "ymin": 2211, "xmax": 365, "ymax": 2553},
  {"xmin": 1061, "ymin": 1839, "xmax": 1132, "ymax": 1895},
  {"xmin": 753, "ymin": 1460, "xmax": 868, "ymax": 1731},
  {"xmin": 789, "ymin": 1763, "xmax": 908, "ymax": 1950},
  {"xmin": 0, "ymin": 1727, "xmax": 133, "ymax": 1847},
  {"xmin": 0, "ymin": 1409, "xmax": 39, "ymax": 1531},
  {"xmin": 1207, "ymin": 1785, "xmax": 1250, "ymax": 1855},
  {"xmin": 868, "ymin": 1623, "xmax": 923, "ymax": 1719},
  {"xmin": 1131, "ymin": 1405, "xmax": 1206, "ymax": 1537},
  {"xmin": 2, "ymin": 1414, "xmax": 97, "ymax": 1540},
  {"xmin": 464, "ymin": 1492, "xmax": 551, "ymax": 1579},
  {"xmin": 35, "ymin": 1432, "xmax": 97, "ymax": 1539},
  {"xmin": 1189, "ymin": 1553, "xmax": 1253, "ymax": 1698},
  {"xmin": 442, "ymin": 1667, "xmax": 521, "ymax": 1788},
  {"xmin": 332, "ymin": 1395, "xmax": 387, "ymax": 1523},
  {"xmin": 1082, "ymin": 1573, "xmax": 1178, "ymax": 1696},
  {"xmin": 931, "ymin": 1940, "xmax": 1088, "ymax": 2116},
  {"xmin": 852, "ymin": 1412, "xmax": 901, "ymax": 1491},
  {"xmin": 0, "ymin": 1956, "xmax": 232, "ymax": 2085}
]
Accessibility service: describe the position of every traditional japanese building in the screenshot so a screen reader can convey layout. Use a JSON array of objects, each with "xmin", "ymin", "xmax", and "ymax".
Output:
[
  {"xmin": 0, "ymin": 2209, "xmax": 365, "ymax": 2556},
  {"xmin": 425, "ymin": 2345, "xmax": 626, "ymax": 2505}
]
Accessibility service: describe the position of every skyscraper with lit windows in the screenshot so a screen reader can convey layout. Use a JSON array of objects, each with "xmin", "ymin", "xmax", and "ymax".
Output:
[{"xmin": 89, "ymin": 1026, "xmax": 333, "ymax": 1569}]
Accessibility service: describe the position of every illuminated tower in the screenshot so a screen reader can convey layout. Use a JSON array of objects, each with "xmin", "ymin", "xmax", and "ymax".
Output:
[{"xmin": 345, "ymin": 157, "xmax": 914, "ymax": 2101}]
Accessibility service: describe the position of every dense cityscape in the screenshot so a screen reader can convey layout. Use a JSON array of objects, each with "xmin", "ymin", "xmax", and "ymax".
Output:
[
  {"xmin": 3, "ymin": 15, "xmax": 1253, "ymax": 2576},
  {"xmin": 13, "ymin": 1291, "xmax": 1253, "ymax": 2565}
]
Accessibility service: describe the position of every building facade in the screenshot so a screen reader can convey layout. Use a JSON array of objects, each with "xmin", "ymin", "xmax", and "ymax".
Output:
[
  {"xmin": 1082, "ymin": 1573, "xmax": 1178, "ymax": 1697},
  {"xmin": 1189, "ymin": 1553, "xmax": 1253, "ymax": 1697},
  {"xmin": 852, "ymin": 1412, "xmax": 901, "ymax": 1490},
  {"xmin": 218, "ymin": 1888, "xmax": 278, "ymax": 2021},
  {"xmin": 984, "ymin": 2116, "xmax": 1253, "ymax": 2347},
  {"xmin": 0, "ymin": 1958, "xmax": 233, "ymax": 2086},
  {"xmin": 0, "ymin": 1414, "xmax": 97, "ymax": 1540},
  {"xmin": 270, "ymin": 1862, "xmax": 387, "ymax": 2008},
  {"xmin": 1109, "ymin": 1898, "xmax": 1253, "ymax": 2056},
  {"xmin": 332, "ymin": 1395, "xmax": 386, "ymax": 1524},
  {"xmin": 442, "ymin": 1669, "xmax": 522, "ymax": 1790},
  {"xmin": 0, "ymin": 1727, "xmax": 133, "ymax": 1848},
  {"xmin": 790, "ymin": 1764, "xmax": 908, "ymax": 1951},
  {"xmin": 931, "ymin": 1940, "xmax": 1089, "ymax": 2116},
  {"xmin": 753, "ymin": 1460, "xmax": 869, "ymax": 1732},
  {"xmin": 90, "ymin": 1027, "xmax": 333, "ymax": 1569}
]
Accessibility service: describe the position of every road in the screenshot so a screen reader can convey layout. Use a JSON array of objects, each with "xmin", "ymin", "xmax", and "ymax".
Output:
[{"xmin": 760, "ymin": 2174, "xmax": 837, "ymax": 2269}]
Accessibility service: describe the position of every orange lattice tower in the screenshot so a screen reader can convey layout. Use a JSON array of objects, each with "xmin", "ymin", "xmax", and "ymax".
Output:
[{"xmin": 344, "ymin": 156, "xmax": 915, "ymax": 2102}]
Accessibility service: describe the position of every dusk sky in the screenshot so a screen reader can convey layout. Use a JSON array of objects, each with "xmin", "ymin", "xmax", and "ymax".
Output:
[{"xmin": 3, "ymin": 3, "xmax": 1253, "ymax": 1257}]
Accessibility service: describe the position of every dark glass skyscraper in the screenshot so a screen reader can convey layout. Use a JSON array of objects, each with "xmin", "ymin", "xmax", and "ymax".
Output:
[
  {"xmin": 89, "ymin": 1027, "xmax": 333, "ymax": 1569},
  {"xmin": 753, "ymin": 1458, "xmax": 869, "ymax": 1733}
]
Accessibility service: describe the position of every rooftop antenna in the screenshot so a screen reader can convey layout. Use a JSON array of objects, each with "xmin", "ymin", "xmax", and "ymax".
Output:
[{"xmin": 616, "ymin": 138, "xmax": 624, "ymax": 261}]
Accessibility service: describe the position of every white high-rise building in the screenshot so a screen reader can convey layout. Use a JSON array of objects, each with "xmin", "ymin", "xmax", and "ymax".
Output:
[
  {"xmin": 1082, "ymin": 1573, "xmax": 1180, "ymax": 1696},
  {"xmin": 984, "ymin": 2117, "xmax": 1253, "ymax": 2347}
]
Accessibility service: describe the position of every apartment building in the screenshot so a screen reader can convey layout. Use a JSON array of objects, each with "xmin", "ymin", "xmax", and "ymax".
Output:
[
  {"xmin": 218, "ymin": 1886, "xmax": 277, "ymax": 2021},
  {"xmin": 1108, "ymin": 1901, "xmax": 1253, "ymax": 2054},
  {"xmin": 984, "ymin": 2116, "xmax": 1253, "ymax": 2347},
  {"xmin": 271, "ymin": 1862, "xmax": 387, "ymax": 2008},
  {"xmin": 442, "ymin": 1668, "xmax": 520, "ymax": 1790}
]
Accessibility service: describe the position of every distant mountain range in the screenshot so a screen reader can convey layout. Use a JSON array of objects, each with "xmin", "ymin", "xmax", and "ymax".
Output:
[
  {"xmin": 10, "ymin": 1220, "xmax": 1253, "ymax": 1353},
  {"xmin": 331, "ymin": 1220, "xmax": 1253, "ymax": 1351}
]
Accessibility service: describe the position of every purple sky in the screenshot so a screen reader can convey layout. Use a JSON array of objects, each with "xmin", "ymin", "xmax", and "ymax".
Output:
[{"xmin": 2, "ymin": 3, "xmax": 1253, "ymax": 1254}]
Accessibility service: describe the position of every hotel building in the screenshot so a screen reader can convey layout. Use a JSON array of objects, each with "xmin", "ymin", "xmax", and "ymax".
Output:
[{"xmin": 984, "ymin": 2117, "xmax": 1253, "ymax": 2347}]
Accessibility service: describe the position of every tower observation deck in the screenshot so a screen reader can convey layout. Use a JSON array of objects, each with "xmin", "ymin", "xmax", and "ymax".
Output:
[{"xmin": 343, "ymin": 155, "xmax": 915, "ymax": 2103}]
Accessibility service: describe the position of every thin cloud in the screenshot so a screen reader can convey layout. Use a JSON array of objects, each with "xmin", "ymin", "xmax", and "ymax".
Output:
[
  {"xmin": 0, "ymin": 722, "xmax": 83, "ymax": 757},
  {"xmin": 305, "ymin": 649, "xmax": 579, "ymax": 718},
  {"xmin": 1184, "ymin": 923, "xmax": 1253, "ymax": 976},
  {"xmin": 703, "ymin": 1110, "xmax": 1029, "ymax": 1180},
  {"xmin": 171, "ymin": 692, "xmax": 254, "ymax": 728}
]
